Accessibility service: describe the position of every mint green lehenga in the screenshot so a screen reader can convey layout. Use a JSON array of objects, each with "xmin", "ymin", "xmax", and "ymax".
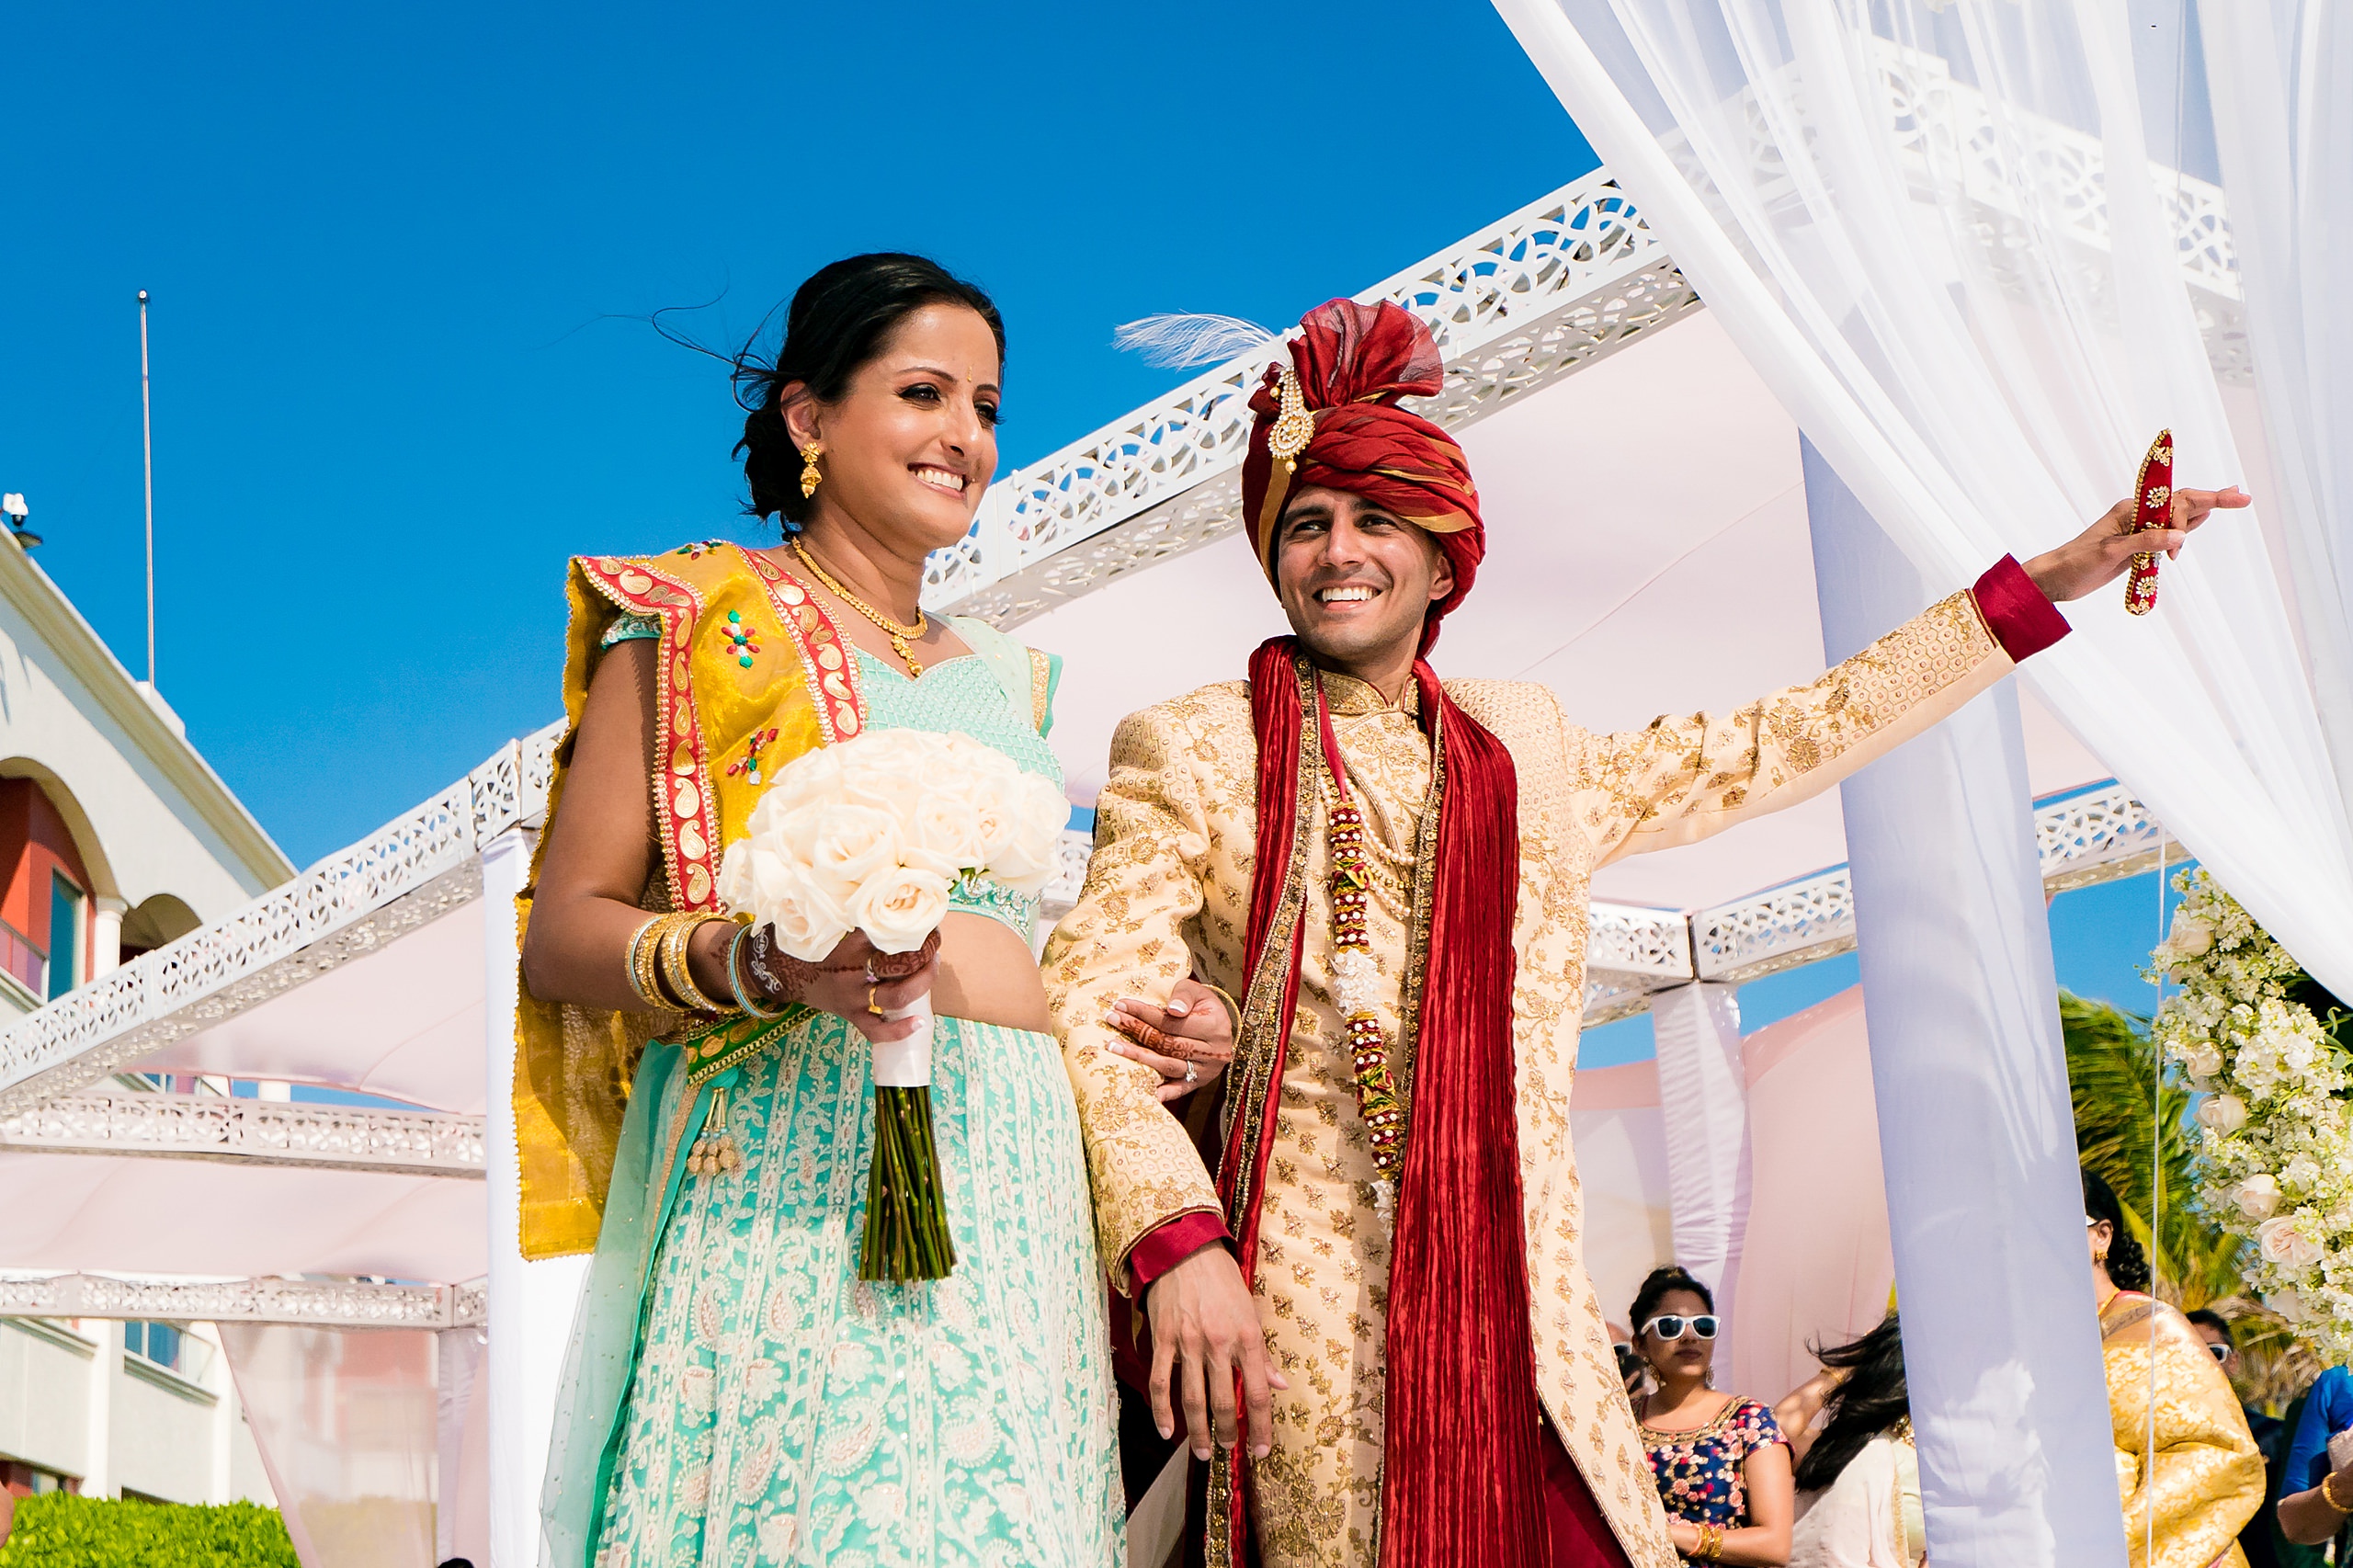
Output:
[{"xmin": 541, "ymin": 635, "xmax": 1123, "ymax": 1568}]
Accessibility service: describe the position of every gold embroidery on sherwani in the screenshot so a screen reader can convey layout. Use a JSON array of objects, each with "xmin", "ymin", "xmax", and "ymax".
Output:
[
  {"xmin": 1041, "ymin": 588, "xmax": 2015, "ymax": 1568},
  {"xmin": 1248, "ymin": 673, "xmax": 1433, "ymax": 1568},
  {"xmin": 2099, "ymin": 1295, "xmax": 2263, "ymax": 1568}
]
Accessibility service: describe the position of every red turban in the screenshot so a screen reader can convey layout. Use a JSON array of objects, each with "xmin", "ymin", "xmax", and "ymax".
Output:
[{"xmin": 1239, "ymin": 298, "xmax": 1483, "ymax": 651}]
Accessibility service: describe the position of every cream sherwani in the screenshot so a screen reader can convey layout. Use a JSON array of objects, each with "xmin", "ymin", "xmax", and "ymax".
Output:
[{"xmin": 1044, "ymin": 589, "xmax": 2018, "ymax": 1568}]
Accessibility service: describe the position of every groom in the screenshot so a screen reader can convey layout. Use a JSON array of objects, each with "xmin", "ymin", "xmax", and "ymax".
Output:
[{"xmin": 1044, "ymin": 297, "xmax": 2237, "ymax": 1568}]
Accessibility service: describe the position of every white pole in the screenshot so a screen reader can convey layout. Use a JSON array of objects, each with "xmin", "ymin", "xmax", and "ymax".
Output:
[
  {"xmin": 483, "ymin": 821, "xmax": 588, "ymax": 1567},
  {"xmin": 138, "ymin": 290, "xmax": 155, "ymax": 688},
  {"xmin": 1804, "ymin": 438, "xmax": 2128, "ymax": 1567}
]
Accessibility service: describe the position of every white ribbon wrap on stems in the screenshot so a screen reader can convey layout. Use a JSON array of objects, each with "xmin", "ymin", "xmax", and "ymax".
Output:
[{"xmin": 871, "ymin": 995, "xmax": 935, "ymax": 1088}]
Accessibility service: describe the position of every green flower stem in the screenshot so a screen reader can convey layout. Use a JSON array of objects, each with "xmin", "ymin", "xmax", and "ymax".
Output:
[{"xmin": 859, "ymin": 1085, "xmax": 957, "ymax": 1281}]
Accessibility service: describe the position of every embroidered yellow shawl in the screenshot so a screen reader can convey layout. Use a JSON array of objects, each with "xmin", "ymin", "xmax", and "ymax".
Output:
[{"xmin": 512, "ymin": 540, "xmax": 863, "ymax": 1259}]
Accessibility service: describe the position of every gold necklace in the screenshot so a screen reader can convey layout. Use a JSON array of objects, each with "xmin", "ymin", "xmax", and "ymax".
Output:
[{"xmin": 790, "ymin": 540, "xmax": 928, "ymax": 676}]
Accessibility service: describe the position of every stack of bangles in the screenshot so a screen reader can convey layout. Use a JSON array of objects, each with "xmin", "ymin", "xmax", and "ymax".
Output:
[
  {"xmin": 623, "ymin": 911, "xmax": 789, "ymax": 1020},
  {"xmin": 1690, "ymin": 1522, "xmax": 1726, "ymax": 1562},
  {"xmin": 2324, "ymin": 1471, "xmax": 2353, "ymax": 1515}
]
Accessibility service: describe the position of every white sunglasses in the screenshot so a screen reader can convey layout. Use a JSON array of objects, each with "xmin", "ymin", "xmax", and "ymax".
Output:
[{"xmin": 1641, "ymin": 1313, "xmax": 1720, "ymax": 1341}]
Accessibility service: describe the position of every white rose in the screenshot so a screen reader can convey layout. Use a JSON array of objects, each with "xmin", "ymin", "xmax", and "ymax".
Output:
[
  {"xmin": 902, "ymin": 795, "xmax": 985, "ymax": 880},
  {"xmin": 2169, "ymin": 915, "xmax": 2215, "ymax": 957},
  {"xmin": 2266, "ymin": 1288, "xmax": 2308, "ymax": 1323},
  {"xmin": 764, "ymin": 861, "xmax": 856, "ymax": 961},
  {"xmin": 2184, "ymin": 1041, "xmax": 2224, "ymax": 1080},
  {"xmin": 2259, "ymin": 1214, "xmax": 2328, "ymax": 1269},
  {"xmin": 2284, "ymin": 1155, "xmax": 2323, "ymax": 1192},
  {"xmin": 838, "ymin": 748, "xmax": 927, "ymax": 820},
  {"xmin": 2198, "ymin": 1093, "xmax": 2249, "ymax": 1134},
  {"xmin": 848, "ymin": 865, "xmax": 951, "ymax": 953},
  {"xmin": 2232, "ymin": 1174, "xmax": 2281, "ymax": 1220},
  {"xmin": 985, "ymin": 776, "xmax": 1073, "ymax": 896},
  {"xmin": 915, "ymin": 733, "xmax": 988, "ymax": 801},
  {"xmin": 770, "ymin": 745, "xmax": 846, "ymax": 815},
  {"xmin": 805, "ymin": 803, "xmax": 903, "ymax": 896},
  {"xmin": 965, "ymin": 772, "xmax": 1025, "ymax": 867}
]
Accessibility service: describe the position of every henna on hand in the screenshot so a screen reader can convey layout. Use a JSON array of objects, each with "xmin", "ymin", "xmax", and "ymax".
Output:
[{"xmin": 864, "ymin": 930, "xmax": 943, "ymax": 981}]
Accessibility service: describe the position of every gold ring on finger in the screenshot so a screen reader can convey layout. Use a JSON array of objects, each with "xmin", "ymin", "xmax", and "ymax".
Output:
[{"xmin": 867, "ymin": 983, "xmax": 884, "ymax": 1017}]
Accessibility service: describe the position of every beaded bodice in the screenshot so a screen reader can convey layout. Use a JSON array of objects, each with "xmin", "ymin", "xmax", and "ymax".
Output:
[{"xmin": 852, "ymin": 646, "xmax": 1063, "ymax": 943}]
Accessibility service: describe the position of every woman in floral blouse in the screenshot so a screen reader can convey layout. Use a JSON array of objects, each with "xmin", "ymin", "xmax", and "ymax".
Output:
[{"xmin": 1631, "ymin": 1266, "xmax": 1795, "ymax": 1564}]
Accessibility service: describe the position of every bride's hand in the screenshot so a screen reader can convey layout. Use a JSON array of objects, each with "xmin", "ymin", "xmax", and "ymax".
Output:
[
  {"xmin": 2023, "ymin": 485, "xmax": 2249, "ymax": 602},
  {"xmin": 1107, "ymin": 978, "xmax": 1235, "ymax": 1102},
  {"xmin": 745, "ymin": 926, "xmax": 941, "ymax": 1042}
]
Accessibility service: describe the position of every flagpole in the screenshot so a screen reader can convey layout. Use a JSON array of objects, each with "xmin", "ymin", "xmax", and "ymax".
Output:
[{"xmin": 139, "ymin": 290, "xmax": 155, "ymax": 688}]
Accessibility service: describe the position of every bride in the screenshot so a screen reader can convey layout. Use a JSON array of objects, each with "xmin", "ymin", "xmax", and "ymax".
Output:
[{"xmin": 517, "ymin": 253, "xmax": 1121, "ymax": 1565}]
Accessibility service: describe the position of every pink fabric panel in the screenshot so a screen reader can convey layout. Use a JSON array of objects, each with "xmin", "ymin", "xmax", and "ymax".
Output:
[
  {"xmin": 1729, "ymin": 987, "xmax": 1895, "ymax": 1401},
  {"xmin": 222, "ymin": 1325, "xmax": 438, "ymax": 1568},
  {"xmin": 1567, "ymin": 1061, "xmax": 1673, "ymax": 1331}
]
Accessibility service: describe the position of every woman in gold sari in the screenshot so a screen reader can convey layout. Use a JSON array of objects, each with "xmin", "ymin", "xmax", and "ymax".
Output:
[
  {"xmin": 2086, "ymin": 1166, "xmax": 2263, "ymax": 1568},
  {"xmin": 518, "ymin": 254, "xmax": 1121, "ymax": 1565}
]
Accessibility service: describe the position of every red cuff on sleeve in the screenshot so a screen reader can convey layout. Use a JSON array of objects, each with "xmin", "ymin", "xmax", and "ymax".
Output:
[
  {"xmin": 1972, "ymin": 554, "xmax": 2072, "ymax": 662},
  {"xmin": 1126, "ymin": 1211, "xmax": 1232, "ymax": 1293}
]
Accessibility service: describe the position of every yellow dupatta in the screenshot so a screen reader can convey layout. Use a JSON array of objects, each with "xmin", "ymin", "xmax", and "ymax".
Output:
[{"xmin": 512, "ymin": 540, "xmax": 864, "ymax": 1259}]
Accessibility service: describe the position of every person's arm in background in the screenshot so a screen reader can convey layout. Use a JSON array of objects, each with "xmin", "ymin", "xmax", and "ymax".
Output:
[{"xmin": 2279, "ymin": 1368, "xmax": 2353, "ymax": 1545}]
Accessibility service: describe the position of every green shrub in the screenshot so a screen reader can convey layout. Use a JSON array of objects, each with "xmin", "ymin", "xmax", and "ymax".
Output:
[{"xmin": 0, "ymin": 1494, "xmax": 299, "ymax": 1567}]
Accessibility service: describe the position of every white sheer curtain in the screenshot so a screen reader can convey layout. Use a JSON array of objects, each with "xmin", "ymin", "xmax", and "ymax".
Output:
[
  {"xmin": 222, "ymin": 1324, "xmax": 438, "ymax": 1568},
  {"xmin": 2200, "ymin": 0, "xmax": 2353, "ymax": 809},
  {"xmin": 1490, "ymin": 0, "xmax": 2353, "ymax": 995}
]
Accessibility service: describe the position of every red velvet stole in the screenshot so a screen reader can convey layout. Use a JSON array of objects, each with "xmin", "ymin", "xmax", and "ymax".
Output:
[{"xmin": 1224, "ymin": 637, "xmax": 1544, "ymax": 1568}]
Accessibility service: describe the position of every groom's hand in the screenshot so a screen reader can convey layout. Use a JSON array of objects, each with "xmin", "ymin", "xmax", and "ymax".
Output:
[
  {"xmin": 1107, "ymin": 979, "xmax": 1235, "ymax": 1102},
  {"xmin": 1144, "ymin": 1245, "xmax": 1286, "ymax": 1460},
  {"xmin": 2023, "ymin": 484, "xmax": 2249, "ymax": 602}
]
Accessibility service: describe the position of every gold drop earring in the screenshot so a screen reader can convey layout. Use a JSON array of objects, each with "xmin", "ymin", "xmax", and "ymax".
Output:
[{"xmin": 800, "ymin": 441, "xmax": 824, "ymax": 499}]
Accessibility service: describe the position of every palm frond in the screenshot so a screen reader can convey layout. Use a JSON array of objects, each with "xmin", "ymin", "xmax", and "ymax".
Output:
[{"xmin": 2062, "ymin": 994, "xmax": 2252, "ymax": 1316}]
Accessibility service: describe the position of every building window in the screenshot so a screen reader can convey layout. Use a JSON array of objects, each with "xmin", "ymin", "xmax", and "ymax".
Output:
[
  {"xmin": 123, "ymin": 1320, "xmax": 182, "ymax": 1371},
  {"xmin": 0, "ymin": 920, "xmax": 40, "ymax": 996},
  {"xmin": 47, "ymin": 873, "xmax": 81, "ymax": 1000}
]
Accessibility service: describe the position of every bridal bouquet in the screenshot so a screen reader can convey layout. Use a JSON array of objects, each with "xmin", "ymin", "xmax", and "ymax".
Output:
[{"xmin": 717, "ymin": 727, "xmax": 1069, "ymax": 1280}]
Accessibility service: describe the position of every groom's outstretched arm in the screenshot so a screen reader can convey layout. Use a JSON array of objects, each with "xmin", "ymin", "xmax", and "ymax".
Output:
[
  {"xmin": 1043, "ymin": 701, "xmax": 1227, "ymax": 1295},
  {"xmin": 1568, "ymin": 558, "xmax": 2066, "ymax": 868}
]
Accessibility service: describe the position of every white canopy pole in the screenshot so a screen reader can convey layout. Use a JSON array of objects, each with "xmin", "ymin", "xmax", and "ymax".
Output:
[
  {"xmin": 483, "ymin": 828, "xmax": 586, "ymax": 1567},
  {"xmin": 1807, "ymin": 440, "xmax": 2124, "ymax": 1566}
]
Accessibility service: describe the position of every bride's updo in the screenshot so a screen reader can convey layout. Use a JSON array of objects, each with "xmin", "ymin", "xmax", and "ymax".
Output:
[{"xmin": 733, "ymin": 254, "xmax": 1006, "ymax": 530}]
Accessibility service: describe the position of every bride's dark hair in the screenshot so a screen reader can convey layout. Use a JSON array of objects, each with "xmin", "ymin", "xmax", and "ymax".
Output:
[
  {"xmin": 725, "ymin": 254, "xmax": 1005, "ymax": 529},
  {"xmin": 1792, "ymin": 1312, "xmax": 1909, "ymax": 1492}
]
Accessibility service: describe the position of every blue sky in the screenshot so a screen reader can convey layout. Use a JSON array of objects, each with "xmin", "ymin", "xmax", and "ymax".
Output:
[
  {"xmin": 4, "ymin": 3, "xmax": 2177, "ymax": 1062},
  {"xmin": 0, "ymin": 0, "xmax": 1596, "ymax": 868}
]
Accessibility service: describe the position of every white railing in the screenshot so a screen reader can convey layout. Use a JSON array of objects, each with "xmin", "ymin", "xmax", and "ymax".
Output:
[
  {"xmin": 927, "ymin": 171, "xmax": 1701, "ymax": 625},
  {"xmin": 0, "ymin": 1272, "xmax": 486, "ymax": 1329},
  {"xmin": 0, "ymin": 722, "xmax": 564, "ymax": 1114},
  {"xmin": 1685, "ymin": 782, "xmax": 2177, "ymax": 987},
  {"xmin": 0, "ymin": 1090, "xmax": 484, "ymax": 1176}
]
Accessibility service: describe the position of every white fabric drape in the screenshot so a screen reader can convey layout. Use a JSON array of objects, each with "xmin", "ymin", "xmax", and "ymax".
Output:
[
  {"xmin": 2199, "ymin": 0, "xmax": 2353, "ymax": 812},
  {"xmin": 1808, "ymin": 437, "xmax": 2126, "ymax": 1566},
  {"xmin": 1489, "ymin": 0, "xmax": 2353, "ymax": 996},
  {"xmin": 221, "ymin": 1324, "xmax": 438, "ymax": 1568}
]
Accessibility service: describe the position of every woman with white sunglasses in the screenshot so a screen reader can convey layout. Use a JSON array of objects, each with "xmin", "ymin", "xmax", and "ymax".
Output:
[{"xmin": 1629, "ymin": 1266, "xmax": 1794, "ymax": 1564}]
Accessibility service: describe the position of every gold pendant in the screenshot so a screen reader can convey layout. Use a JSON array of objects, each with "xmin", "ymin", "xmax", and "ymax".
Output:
[{"xmin": 892, "ymin": 632, "xmax": 922, "ymax": 678}]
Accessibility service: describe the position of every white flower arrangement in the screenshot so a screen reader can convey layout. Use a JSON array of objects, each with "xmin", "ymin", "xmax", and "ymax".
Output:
[
  {"xmin": 719, "ymin": 727, "xmax": 1069, "ymax": 960},
  {"xmin": 2153, "ymin": 869, "xmax": 2353, "ymax": 1351},
  {"xmin": 712, "ymin": 726, "xmax": 1069, "ymax": 1282}
]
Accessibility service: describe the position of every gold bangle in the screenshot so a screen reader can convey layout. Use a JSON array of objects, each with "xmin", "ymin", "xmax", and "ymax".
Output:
[
  {"xmin": 630, "ymin": 914, "xmax": 683, "ymax": 1011},
  {"xmin": 2323, "ymin": 1470, "xmax": 2353, "ymax": 1514},
  {"xmin": 620, "ymin": 908, "xmax": 668, "ymax": 1007},
  {"xmin": 656, "ymin": 912, "xmax": 737, "ymax": 1015}
]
